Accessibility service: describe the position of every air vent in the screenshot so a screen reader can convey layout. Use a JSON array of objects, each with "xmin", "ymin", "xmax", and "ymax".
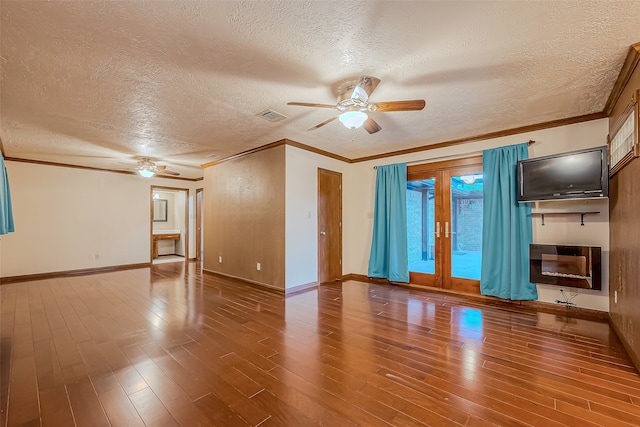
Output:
[{"xmin": 256, "ymin": 109, "xmax": 287, "ymax": 122}]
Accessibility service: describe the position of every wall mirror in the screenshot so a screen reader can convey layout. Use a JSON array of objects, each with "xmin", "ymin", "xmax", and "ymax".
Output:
[{"xmin": 153, "ymin": 199, "xmax": 168, "ymax": 222}]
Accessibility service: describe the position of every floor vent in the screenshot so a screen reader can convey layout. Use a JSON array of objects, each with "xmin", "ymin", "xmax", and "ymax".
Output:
[{"xmin": 256, "ymin": 109, "xmax": 287, "ymax": 122}]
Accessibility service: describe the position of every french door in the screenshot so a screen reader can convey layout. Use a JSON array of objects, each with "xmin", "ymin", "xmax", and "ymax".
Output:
[{"xmin": 407, "ymin": 157, "xmax": 483, "ymax": 294}]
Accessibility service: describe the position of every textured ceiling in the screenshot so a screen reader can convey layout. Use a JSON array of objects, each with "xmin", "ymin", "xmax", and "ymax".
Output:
[{"xmin": 1, "ymin": 1, "xmax": 639, "ymax": 179}]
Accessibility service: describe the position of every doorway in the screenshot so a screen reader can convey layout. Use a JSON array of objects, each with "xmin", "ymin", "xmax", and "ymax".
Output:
[
  {"xmin": 407, "ymin": 157, "xmax": 483, "ymax": 294},
  {"xmin": 317, "ymin": 168, "xmax": 342, "ymax": 284},
  {"xmin": 150, "ymin": 186, "xmax": 189, "ymax": 264}
]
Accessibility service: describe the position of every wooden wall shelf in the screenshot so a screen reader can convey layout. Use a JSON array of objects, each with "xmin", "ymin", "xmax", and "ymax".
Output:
[{"xmin": 532, "ymin": 212, "xmax": 600, "ymax": 226}]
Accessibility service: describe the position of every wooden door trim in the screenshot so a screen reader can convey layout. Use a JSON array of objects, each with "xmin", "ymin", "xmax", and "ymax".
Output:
[
  {"xmin": 150, "ymin": 186, "xmax": 190, "ymax": 262},
  {"xmin": 408, "ymin": 155, "xmax": 482, "ymax": 179}
]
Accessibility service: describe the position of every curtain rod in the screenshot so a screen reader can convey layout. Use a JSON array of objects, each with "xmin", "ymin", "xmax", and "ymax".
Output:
[{"xmin": 373, "ymin": 140, "xmax": 536, "ymax": 169}]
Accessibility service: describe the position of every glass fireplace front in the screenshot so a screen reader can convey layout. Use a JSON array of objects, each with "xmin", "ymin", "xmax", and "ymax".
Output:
[{"xmin": 529, "ymin": 244, "xmax": 601, "ymax": 290}]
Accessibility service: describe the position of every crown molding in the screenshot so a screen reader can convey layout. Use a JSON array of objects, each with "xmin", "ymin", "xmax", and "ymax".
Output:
[
  {"xmin": 350, "ymin": 112, "xmax": 606, "ymax": 163},
  {"xmin": 200, "ymin": 139, "xmax": 288, "ymax": 168},
  {"xmin": 4, "ymin": 157, "xmax": 201, "ymax": 181},
  {"xmin": 604, "ymin": 42, "xmax": 640, "ymax": 116},
  {"xmin": 284, "ymin": 139, "xmax": 352, "ymax": 163},
  {"xmin": 201, "ymin": 138, "xmax": 351, "ymax": 168},
  {"xmin": 201, "ymin": 112, "xmax": 607, "ymax": 168}
]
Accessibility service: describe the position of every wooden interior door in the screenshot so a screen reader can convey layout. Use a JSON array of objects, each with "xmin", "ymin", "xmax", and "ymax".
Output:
[
  {"xmin": 407, "ymin": 157, "xmax": 483, "ymax": 294},
  {"xmin": 318, "ymin": 168, "xmax": 342, "ymax": 284}
]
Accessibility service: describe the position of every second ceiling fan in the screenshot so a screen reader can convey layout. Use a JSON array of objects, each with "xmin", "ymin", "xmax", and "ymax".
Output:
[{"xmin": 287, "ymin": 76, "xmax": 425, "ymax": 134}]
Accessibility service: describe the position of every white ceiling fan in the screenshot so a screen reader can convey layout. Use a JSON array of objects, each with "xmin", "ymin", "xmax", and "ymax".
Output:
[
  {"xmin": 135, "ymin": 158, "xmax": 179, "ymax": 178},
  {"xmin": 287, "ymin": 75, "xmax": 426, "ymax": 134}
]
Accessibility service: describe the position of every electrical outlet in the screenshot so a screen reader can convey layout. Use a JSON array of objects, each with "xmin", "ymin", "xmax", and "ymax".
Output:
[
  {"xmin": 614, "ymin": 290, "xmax": 618, "ymax": 304},
  {"xmin": 94, "ymin": 254, "xmax": 99, "ymax": 259},
  {"xmin": 256, "ymin": 262, "xmax": 261, "ymax": 271},
  {"xmin": 219, "ymin": 256, "xmax": 222, "ymax": 263},
  {"xmin": 89, "ymin": 253, "xmax": 95, "ymax": 260}
]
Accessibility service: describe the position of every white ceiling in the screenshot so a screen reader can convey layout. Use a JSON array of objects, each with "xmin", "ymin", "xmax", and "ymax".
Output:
[{"xmin": 1, "ymin": 1, "xmax": 639, "ymax": 179}]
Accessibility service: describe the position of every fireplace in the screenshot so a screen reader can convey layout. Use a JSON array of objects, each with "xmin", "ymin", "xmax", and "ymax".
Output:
[{"xmin": 529, "ymin": 244, "xmax": 601, "ymax": 290}]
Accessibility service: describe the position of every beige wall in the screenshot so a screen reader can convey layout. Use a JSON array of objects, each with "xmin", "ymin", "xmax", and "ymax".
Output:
[
  {"xmin": 285, "ymin": 145, "xmax": 350, "ymax": 289},
  {"xmin": 0, "ymin": 161, "xmax": 198, "ymax": 278},
  {"xmin": 203, "ymin": 145, "xmax": 286, "ymax": 290}
]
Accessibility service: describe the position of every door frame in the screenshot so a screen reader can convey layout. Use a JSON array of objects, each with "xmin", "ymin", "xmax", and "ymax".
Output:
[
  {"xmin": 195, "ymin": 188, "xmax": 203, "ymax": 262},
  {"xmin": 407, "ymin": 156, "xmax": 482, "ymax": 292},
  {"xmin": 317, "ymin": 168, "xmax": 342, "ymax": 284},
  {"xmin": 150, "ymin": 186, "xmax": 190, "ymax": 263}
]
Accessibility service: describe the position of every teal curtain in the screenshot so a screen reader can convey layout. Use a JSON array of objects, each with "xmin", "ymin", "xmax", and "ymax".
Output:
[
  {"xmin": 0, "ymin": 153, "xmax": 15, "ymax": 235},
  {"xmin": 480, "ymin": 143, "xmax": 537, "ymax": 300},
  {"xmin": 368, "ymin": 163, "xmax": 409, "ymax": 282}
]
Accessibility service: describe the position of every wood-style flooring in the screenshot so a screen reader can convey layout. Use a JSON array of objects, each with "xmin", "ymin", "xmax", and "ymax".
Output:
[{"xmin": 1, "ymin": 262, "xmax": 639, "ymax": 426}]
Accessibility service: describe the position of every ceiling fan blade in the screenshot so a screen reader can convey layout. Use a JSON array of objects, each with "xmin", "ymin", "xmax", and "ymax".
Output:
[
  {"xmin": 287, "ymin": 102, "xmax": 335, "ymax": 108},
  {"xmin": 155, "ymin": 166, "xmax": 180, "ymax": 176},
  {"xmin": 351, "ymin": 76, "xmax": 381, "ymax": 102},
  {"xmin": 371, "ymin": 100, "xmax": 426, "ymax": 112},
  {"xmin": 307, "ymin": 116, "xmax": 338, "ymax": 131},
  {"xmin": 363, "ymin": 117, "xmax": 382, "ymax": 134}
]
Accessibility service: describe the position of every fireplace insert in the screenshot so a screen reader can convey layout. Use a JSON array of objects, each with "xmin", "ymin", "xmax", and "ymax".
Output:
[{"xmin": 529, "ymin": 244, "xmax": 601, "ymax": 290}]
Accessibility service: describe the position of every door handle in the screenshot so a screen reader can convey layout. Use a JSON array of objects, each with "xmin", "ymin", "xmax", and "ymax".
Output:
[
  {"xmin": 434, "ymin": 222, "xmax": 440, "ymax": 238},
  {"xmin": 320, "ymin": 231, "xmax": 326, "ymax": 236},
  {"xmin": 445, "ymin": 222, "xmax": 457, "ymax": 238}
]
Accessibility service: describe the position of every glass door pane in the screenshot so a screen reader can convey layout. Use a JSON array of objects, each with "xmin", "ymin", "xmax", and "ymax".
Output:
[
  {"xmin": 407, "ymin": 178, "xmax": 436, "ymax": 275},
  {"xmin": 449, "ymin": 173, "xmax": 483, "ymax": 280}
]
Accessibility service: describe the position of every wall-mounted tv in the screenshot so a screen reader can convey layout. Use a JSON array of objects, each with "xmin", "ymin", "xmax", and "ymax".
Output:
[{"xmin": 517, "ymin": 146, "xmax": 609, "ymax": 202}]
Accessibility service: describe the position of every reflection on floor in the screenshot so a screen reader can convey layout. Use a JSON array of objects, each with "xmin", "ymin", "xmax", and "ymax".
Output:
[
  {"xmin": 409, "ymin": 250, "xmax": 482, "ymax": 280},
  {"xmin": 153, "ymin": 255, "xmax": 186, "ymax": 264}
]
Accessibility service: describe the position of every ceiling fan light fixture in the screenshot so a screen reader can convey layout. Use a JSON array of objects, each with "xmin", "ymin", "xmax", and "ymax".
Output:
[
  {"xmin": 138, "ymin": 169, "xmax": 154, "ymax": 178},
  {"xmin": 339, "ymin": 111, "xmax": 368, "ymax": 129}
]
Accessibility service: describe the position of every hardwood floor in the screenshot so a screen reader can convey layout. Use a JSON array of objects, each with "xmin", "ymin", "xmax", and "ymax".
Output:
[{"xmin": 1, "ymin": 262, "xmax": 639, "ymax": 426}]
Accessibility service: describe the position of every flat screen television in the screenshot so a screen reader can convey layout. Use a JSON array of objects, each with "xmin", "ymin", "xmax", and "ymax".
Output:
[{"xmin": 517, "ymin": 146, "xmax": 609, "ymax": 202}]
